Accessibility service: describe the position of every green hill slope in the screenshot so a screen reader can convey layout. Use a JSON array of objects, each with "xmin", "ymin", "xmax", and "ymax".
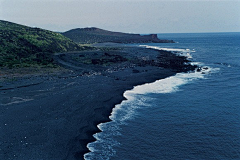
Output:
[
  {"xmin": 0, "ymin": 20, "xmax": 85, "ymax": 68},
  {"xmin": 62, "ymin": 27, "xmax": 174, "ymax": 44}
]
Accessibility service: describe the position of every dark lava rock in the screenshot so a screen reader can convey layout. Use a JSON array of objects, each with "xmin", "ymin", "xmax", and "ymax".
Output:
[{"xmin": 132, "ymin": 69, "xmax": 140, "ymax": 73}]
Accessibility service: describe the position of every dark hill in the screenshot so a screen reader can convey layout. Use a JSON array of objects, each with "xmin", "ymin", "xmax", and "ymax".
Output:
[
  {"xmin": 0, "ymin": 20, "xmax": 86, "ymax": 68},
  {"xmin": 62, "ymin": 27, "xmax": 174, "ymax": 44}
]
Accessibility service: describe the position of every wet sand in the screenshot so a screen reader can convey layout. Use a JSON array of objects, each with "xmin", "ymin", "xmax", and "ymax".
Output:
[{"xmin": 0, "ymin": 46, "xmax": 195, "ymax": 159}]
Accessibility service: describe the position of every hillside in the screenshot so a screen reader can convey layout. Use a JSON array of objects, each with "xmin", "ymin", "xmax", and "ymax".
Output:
[
  {"xmin": 0, "ymin": 20, "xmax": 86, "ymax": 68},
  {"xmin": 62, "ymin": 27, "xmax": 174, "ymax": 44}
]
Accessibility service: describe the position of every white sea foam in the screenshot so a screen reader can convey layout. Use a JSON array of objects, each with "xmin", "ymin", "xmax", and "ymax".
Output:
[
  {"xmin": 85, "ymin": 66, "xmax": 220, "ymax": 159},
  {"xmin": 139, "ymin": 45, "xmax": 195, "ymax": 59},
  {"xmin": 84, "ymin": 45, "xmax": 219, "ymax": 160},
  {"xmin": 118, "ymin": 68, "xmax": 210, "ymax": 100},
  {"xmin": 190, "ymin": 62, "xmax": 204, "ymax": 66},
  {"xmin": 84, "ymin": 70, "xmax": 210, "ymax": 160}
]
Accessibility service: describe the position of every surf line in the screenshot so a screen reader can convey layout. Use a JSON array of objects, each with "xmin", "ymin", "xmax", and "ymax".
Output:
[{"xmin": 84, "ymin": 45, "xmax": 211, "ymax": 160}]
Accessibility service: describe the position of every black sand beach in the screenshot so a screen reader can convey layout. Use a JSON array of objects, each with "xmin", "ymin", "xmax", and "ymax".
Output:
[{"xmin": 0, "ymin": 45, "xmax": 196, "ymax": 159}]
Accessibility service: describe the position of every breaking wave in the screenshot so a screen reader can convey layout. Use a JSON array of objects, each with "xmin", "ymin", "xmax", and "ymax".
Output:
[{"xmin": 84, "ymin": 45, "xmax": 219, "ymax": 160}]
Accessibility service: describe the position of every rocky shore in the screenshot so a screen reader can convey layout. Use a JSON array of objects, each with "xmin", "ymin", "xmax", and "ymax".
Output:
[{"xmin": 0, "ymin": 45, "xmax": 196, "ymax": 159}]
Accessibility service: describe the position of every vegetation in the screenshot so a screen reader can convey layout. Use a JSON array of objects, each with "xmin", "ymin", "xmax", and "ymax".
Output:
[{"xmin": 0, "ymin": 20, "xmax": 88, "ymax": 68}]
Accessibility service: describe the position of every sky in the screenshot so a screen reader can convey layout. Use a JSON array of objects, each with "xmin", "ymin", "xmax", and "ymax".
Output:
[{"xmin": 0, "ymin": 0, "xmax": 240, "ymax": 33}]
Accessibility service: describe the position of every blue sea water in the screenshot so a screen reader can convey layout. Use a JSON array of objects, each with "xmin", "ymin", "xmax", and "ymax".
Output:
[{"xmin": 84, "ymin": 32, "xmax": 240, "ymax": 160}]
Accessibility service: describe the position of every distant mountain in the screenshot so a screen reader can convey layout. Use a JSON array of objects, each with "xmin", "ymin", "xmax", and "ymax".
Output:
[
  {"xmin": 0, "ymin": 20, "xmax": 85, "ymax": 68},
  {"xmin": 62, "ymin": 27, "xmax": 174, "ymax": 44}
]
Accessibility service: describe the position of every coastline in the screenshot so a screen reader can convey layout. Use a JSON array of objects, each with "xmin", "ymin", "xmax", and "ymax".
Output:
[{"xmin": 0, "ymin": 46, "xmax": 196, "ymax": 159}]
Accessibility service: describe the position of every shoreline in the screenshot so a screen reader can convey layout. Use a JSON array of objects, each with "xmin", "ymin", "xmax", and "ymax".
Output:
[
  {"xmin": 80, "ymin": 68, "xmax": 176, "ymax": 159},
  {"xmin": 0, "ymin": 46, "xmax": 196, "ymax": 159}
]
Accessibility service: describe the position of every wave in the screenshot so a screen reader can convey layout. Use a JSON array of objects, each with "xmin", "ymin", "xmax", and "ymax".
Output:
[
  {"xmin": 139, "ymin": 45, "xmax": 195, "ymax": 59},
  {"xmin": 84, "ymin": 45, "xmax": 219, "ymax": 160}
]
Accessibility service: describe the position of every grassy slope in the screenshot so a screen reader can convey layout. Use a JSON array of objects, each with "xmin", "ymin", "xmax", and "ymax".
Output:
[{"xmin": 0, "ymin": 20, "xmax": 86, "ymax": 68}]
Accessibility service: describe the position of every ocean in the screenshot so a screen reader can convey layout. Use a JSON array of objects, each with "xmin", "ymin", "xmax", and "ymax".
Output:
[{"xmin": 84, "ymin": 32, "xmax": 240, "ymax": 160}]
